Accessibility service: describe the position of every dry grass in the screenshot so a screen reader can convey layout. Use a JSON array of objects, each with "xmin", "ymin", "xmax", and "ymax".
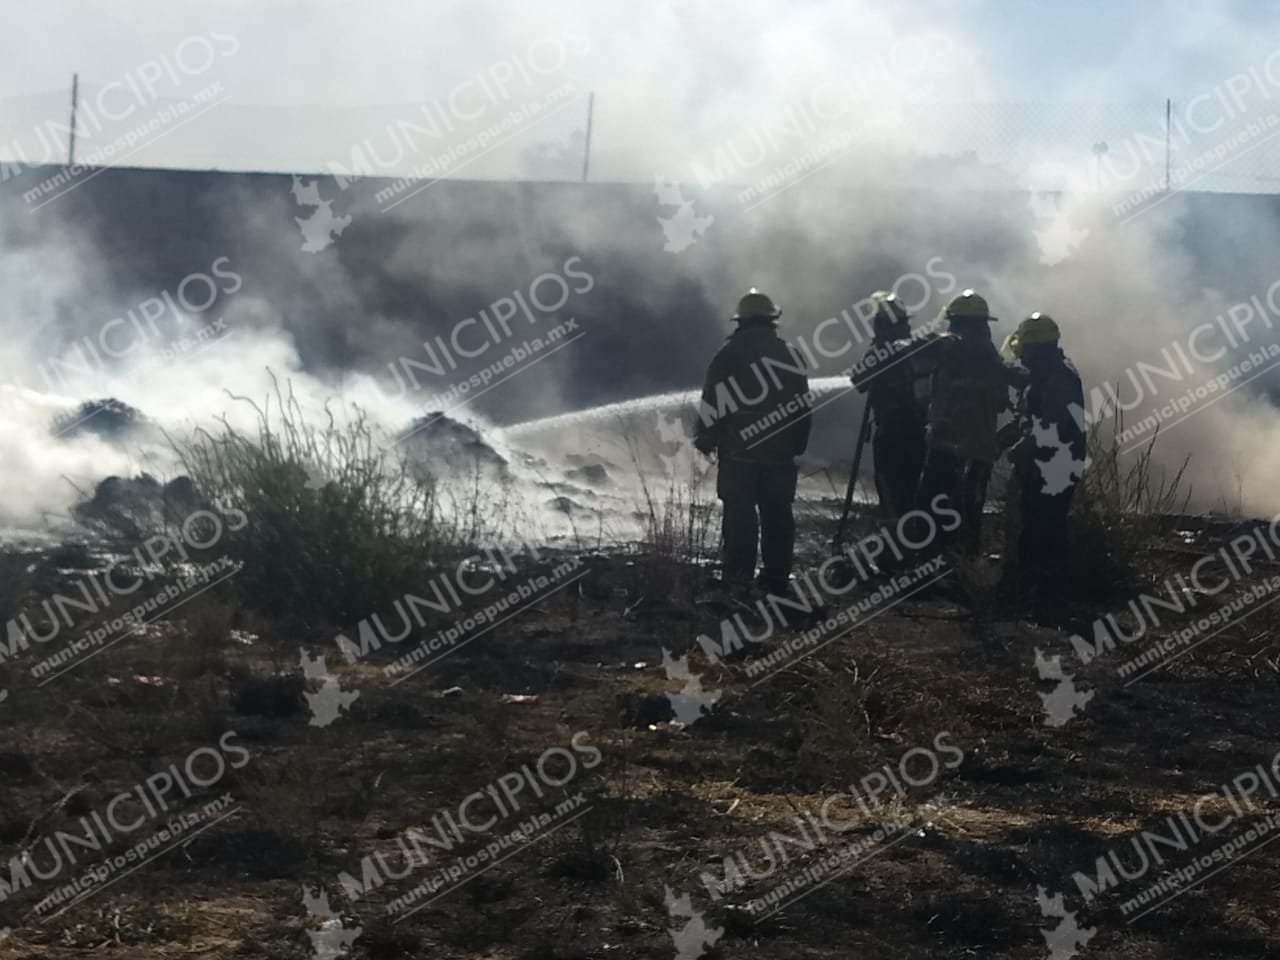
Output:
[
  {"xmin": 168, "ymin": 376, "xmax": 504, "ymax": 626},
  {"xmin": 1071, "ymin": 403, "xmax": 1191, "ymax": 593},
  {"xmin": 4, "ymin": 514, "xmax": 1280, "ymax": 958},
  {"xmin": 621, "ymin": 408, "xmax": 719, "ymax": 605}
]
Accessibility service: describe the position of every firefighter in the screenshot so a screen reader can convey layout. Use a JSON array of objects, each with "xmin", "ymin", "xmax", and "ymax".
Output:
[
  {"xmin": 694, "ymin": 289, "xmax": 812, "ymax": 595},
  {"xmin": 913, "ymin": 289, "xmax": 1018, "ymax": 555},
  {"xmin": 1000, "ymin": 312, "xmax": 1086, "ymax": 602},
  {"xmin": 852, "ymin": 291, "xmax": 926, "ymax": 522}
]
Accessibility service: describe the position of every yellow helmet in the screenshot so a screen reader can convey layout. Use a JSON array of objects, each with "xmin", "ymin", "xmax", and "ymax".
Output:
[
  {"xmin": 1002, "ymin": 311, "xmax": 1061, "ymax": 360},
  {"xmin": 734, "ymin": 288, "xmax": 782, "ymax": 321},
  {"xmin": 870, "ymin": 290, "xmax": 911, "ymax": 323},
  {"xmin": 939, "ymin": 289, "xmax": 994, "ymax": 322}
]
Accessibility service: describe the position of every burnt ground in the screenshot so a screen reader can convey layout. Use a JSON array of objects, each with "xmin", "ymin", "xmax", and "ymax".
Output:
[{"xmin": 1, "ymin": 507, "xmax": 1280, "ymax": 959}]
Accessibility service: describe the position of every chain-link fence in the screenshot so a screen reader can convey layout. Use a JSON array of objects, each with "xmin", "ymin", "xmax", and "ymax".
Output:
[{"xmin": 3, "ymin": 86, "xmax": 1278, "ymax": 195}]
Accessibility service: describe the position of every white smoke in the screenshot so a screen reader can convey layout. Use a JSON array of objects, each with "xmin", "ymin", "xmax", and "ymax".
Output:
[{"xmin": 4, "ymin": 0, "xmax": 1280, "ymax": 531}]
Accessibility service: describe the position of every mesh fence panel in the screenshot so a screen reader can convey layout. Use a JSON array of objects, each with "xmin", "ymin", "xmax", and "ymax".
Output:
[{"xmin": 2, "ymin": 89, "xmax": 1278, "ymax": 194}]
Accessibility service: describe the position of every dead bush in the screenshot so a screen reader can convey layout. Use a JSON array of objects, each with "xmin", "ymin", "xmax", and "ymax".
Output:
[
  {"xmin": 169, "ymin": 377, "xmax": 494, "ymax": 626},
  {"xmin": 1071, "ymin": 403, "xmax": 1191, "ymax": 594},
  {"xmin": 621, "ymin": 409, "xmax": 719, "ymax": 605}
]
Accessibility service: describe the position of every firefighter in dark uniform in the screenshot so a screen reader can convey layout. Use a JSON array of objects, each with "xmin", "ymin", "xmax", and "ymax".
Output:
[
  {"xmin": 999, "ymin": 312, "xmax": 1086, "ymax": 601},
  {"xmin": 694, "ymin": 289, "xmax": 812, "ymax": 595},
  {"xmin": 851, "ymin": 291, "xmax": 926, "ymax": 522},
  {"xmin": 913, "ymin": 289, "xmax": 1019, "ymax": 555}
]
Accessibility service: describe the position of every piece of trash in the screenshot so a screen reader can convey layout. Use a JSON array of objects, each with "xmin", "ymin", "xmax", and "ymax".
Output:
[
  {"xmin": 647, "ymin": 720, "xmax": 687, "ymax": 733},
  {"xmin": 500, "ymin": 694, "xmax": 539, "ymax": 704},
  {"xmin": 875, "ymin": 731, "xmax": 904, "ymax": 743},
  {"xmin": 229, "ymin": 630, "xmax": 257, "ymax": 645},
  {"xmin": 134, "ymin": 675, "xmax": 171, "ymax": 687},
  {"xmin": 435, "ymin": 686, "xmax": 464, "ymax": 698},
  {"xmin": 632, "ymin": 661, "xmax": 647, "ymax": 670},
  {"xmin": 135, "ymin": 622, "xmax": 167, "ymax": 641},
  {"xmin": 106, "ymin": 677, "xmax": 122, "ymax": 687}
]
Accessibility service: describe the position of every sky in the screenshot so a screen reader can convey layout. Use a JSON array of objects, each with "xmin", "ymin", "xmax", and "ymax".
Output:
[
  {"xmin": 2, "ymin": 0, "xmax": 1276, "ymax": 101},
  {"xmin": 6, "ymin": 1, "xmax": 1280, "ymax": 522},
  {"xmin": 3, "ymin": 0, "xmax": 1280, "ymax": 182}
]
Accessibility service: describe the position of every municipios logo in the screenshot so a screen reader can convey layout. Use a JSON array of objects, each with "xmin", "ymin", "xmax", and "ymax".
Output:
[
  {"xmin": 653, "ymin": 175, "xmax": 714, "ymax": 253},
  {"xmin": 1033, "ymin": 648, "xmax": 1093, "ymax": 727},
  {"xmin": 654, "ymin": 411, "xmax": 703, "ymax": 482},
  {"xmin": 297, "ymin": 441, "xmax": 345, "ymax": 492},
  {"xmin": 292, "ymin": 174, "xmax": 353, "ymax": 253},
  {"xmin": 1036, "ymin": 886, "xmax": 1095, "ymax": 959},
  {"xmin": 665, "ymin": 886, "xmax": 723, "ymax": 960},
  {"xmin": 300, "ymin": 650, "xmax": 360, "ymax": 727},
  {"xmin": 660, "ymin": 649, "xmax": 720, "ymax": 727},
  {"xmin": 301, "ymin": 467, "xmax": 327, "ymax": 491},
  {"xmin": 1028, "ymin": 190, "xmax": 1088, "ymax": 266},
  {"xmin": 302, "ymin": 885, "xmax": 362, "ymax": 959},
  {"xmin": 1031, "ymin": 418, "xmax": 1090, "ymax": 494},
  {"xmin": 1025, "ymin": 161, "xmax": 1090, "ymax": 266}
]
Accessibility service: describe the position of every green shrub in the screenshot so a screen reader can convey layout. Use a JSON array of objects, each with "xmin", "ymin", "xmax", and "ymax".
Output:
[{"xmin": 170, "ymin": 380, "xmax": 490, "ymax": 625}]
